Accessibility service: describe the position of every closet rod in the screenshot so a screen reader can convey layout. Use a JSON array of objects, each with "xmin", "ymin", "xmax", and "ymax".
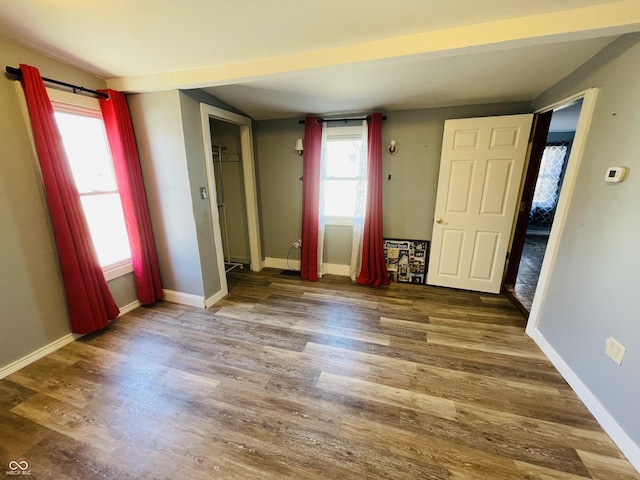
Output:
[{"xmin": 5, "ymin": 65, "xmax": 109, "ymax": 99}]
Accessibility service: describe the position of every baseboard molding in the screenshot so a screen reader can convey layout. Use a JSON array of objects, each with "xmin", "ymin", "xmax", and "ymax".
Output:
[
  {"xmin": 264, "ymin": 257, "xmax": 350, "ymax": 277},
  {"xmin": 0, "ymin": 333, "xmax": 81, "ymax": 380},
  {"xmin": 163, "ymin": 288, "xmax": 229, "ymax": 309},
  {"xmin": 323, "ymin": 263, "xmax": 351, "ymax": 276},
  {"xmin": 118, "ymin": 300, "xmax": 141, "ymax": 317},
  {"xmin": 205, "ymin": 288, "xmax": 228, "ymax": 308},
  {"xmin": 264, "ymin": 257, "xmax": 299, "ymax": 270},
  {"xmin": 0, "ymin": 299, "xmax": 143, "ymax": 380},
  {"xmin": 163, "ymin": 289, "xmax": 205, "ymax": 308},
  {"xmin": 529, "ymin": 327, "xmax": 640, "ymax": 472}
]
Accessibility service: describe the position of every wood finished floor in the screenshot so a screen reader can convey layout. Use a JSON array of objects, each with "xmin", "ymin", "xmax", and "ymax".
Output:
[{"xmin": 1, "ymin": 268, "xmax": 637, "ymax": 479}]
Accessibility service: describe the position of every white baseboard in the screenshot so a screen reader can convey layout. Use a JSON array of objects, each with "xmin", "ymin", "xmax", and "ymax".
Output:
[
  {"xmin": 323, "ymin": 263, "xmax": 351, "ymax": 276},
  {"xmin": 118, "ymin": 300, "xmax": 141, "ymax": 317},
  {"xmin": 0, "ymin": 333, "xmax": 81, "ymax": 380},
  {"xmin": 0, "ymin": 298, "xmax": 146, "ymax": 380},
  {"xmin": 529, "ymin": 327, "xmax": 640, "ymax": 472},
  {"xmin": 205, "ymin": 288, "xmax": 228, "ymax": 308},
  {"xmin": 264, "ymin": 257, "xmax": 350, "ymax": 277},
  {"xmin": 163, "ymin": 289, "xmax": 205, "ymax": 308},
  {"xmin": 163, "ymin": 288, "xmax": 229, "ymax": 308},
  {"xmin": 265, "ymin": 257, "xmax": 299, "ymax": 270}
]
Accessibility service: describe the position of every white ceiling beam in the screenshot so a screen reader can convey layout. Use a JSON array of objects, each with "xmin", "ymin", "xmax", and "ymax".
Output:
[{"xmin": 107, "ymin": 1, "xmax": 640, "ymax": 93}]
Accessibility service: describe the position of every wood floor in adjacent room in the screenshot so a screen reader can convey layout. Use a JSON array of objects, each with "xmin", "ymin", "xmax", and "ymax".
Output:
[{"xmin": 1, "ymin": 269, "xmax": 637, "ymax": 479}]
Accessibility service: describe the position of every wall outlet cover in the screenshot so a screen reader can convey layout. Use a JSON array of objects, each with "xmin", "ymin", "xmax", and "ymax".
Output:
[{"xmin": 605, "ymin": 337, "xmax": 625, "ymax": 366}]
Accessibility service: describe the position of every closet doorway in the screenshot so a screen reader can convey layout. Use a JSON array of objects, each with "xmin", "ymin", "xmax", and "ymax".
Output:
[
  {"xmin": 200, "ymin": 104, "xmax": 262, "ymax": 286},
  {"xmin": 210, "ymin": 119, "xmax": 250, "ymax": 272}
]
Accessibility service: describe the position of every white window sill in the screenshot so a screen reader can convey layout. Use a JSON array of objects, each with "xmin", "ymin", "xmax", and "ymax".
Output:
[
  {"xmin": 325, "ymin": 216, "xmax": 354, "ymax": 226},
  {"xmin": 103, "ymin": 261, "xmax": 134, "ymax": 281}
]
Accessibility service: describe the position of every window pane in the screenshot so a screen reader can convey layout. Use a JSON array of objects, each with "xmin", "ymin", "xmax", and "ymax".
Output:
[
  {"xmin": 325, "ymin": 139, "xmax": 362, "ymax": 178},
  {"xmin": 54, "ymin": 111, "xmax": 117, "ymax": 193},
  {"xmin": 80, "ymin": 193, "xmax": 131, "ymax": 267},
  {"xmin": 324, "ymin": 180, "xmax": 357, "ymax": 217}
]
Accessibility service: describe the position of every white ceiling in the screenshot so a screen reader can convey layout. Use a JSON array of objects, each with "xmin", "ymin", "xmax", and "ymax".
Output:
[{"xmin": 1, "ymin": 0, "xmax": 639, "ymax": 120}]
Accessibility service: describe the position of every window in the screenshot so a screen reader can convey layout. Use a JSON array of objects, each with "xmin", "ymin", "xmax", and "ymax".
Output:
[
  {"xmin": 530, "ymin": 142, "xmax": 569, "ymax": 227},
  {"xmin": 322, "ymin": 126, "xmax": 366, "ymax": 224},
  {"xmin": 49, "ymin": 91, "xmax": 132, "ymax": 276}
]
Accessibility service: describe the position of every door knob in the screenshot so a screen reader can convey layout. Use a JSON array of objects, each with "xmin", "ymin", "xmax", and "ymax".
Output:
[{"xmin": 436, "ymin": 217, "xmax": 445, "ymax": 224}]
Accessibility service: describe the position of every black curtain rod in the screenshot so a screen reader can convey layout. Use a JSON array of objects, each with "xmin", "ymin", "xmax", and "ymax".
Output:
[
  {"xmin": 298, "ymin": 115, "xmax": 386, "ymax": 125},
  {"xmin": 5, "ymin": 66, "xmax": 109, "ymax": 99}
]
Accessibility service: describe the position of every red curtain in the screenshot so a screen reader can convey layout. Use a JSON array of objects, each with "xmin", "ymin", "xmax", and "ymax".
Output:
[
  {"xmin": 19, "ymin": 64, "xmax": 120, "ymax": 333},
  {"xmin": 358, "ymin": 113, "xmax": 390, "ymax": 286},
  {"xmin": 300, "ymin": 116, "xmax": 322, "ymax": 281},
  {"xmin": 99, "ymin": 90, "xmax": 163, "ymax": 304}
]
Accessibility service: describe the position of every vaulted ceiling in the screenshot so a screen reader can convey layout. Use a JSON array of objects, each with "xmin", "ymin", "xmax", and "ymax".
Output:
[{"xmin": 1, "ymin": 0, "xmax": 638, "ymax": 119}]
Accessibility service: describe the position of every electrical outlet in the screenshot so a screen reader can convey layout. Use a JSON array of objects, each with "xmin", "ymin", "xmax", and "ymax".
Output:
[
  {"xmin": 292, "ymin": 239, "xmax": 301, "ymax": 249},
  {"xmin": 605, "ymin": 337, "xmax": 626, "ymax": 366}
]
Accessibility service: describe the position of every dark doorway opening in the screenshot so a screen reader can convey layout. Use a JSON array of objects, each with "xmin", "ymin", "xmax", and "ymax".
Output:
[{"xmin": 504, "ymin": 100, "xmax": 582, "ymax": 313}]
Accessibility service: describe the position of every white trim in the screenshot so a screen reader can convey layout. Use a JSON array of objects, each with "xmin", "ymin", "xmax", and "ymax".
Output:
[
  {"xmin": 200, "ymin": 107, "xmax": 229, "ymax": 302},
  {"xmin": 264, "ymin": 257, "xmax": 351, "ymax": 277},
  {"xmin": 162, "ymin": 289, "xmax": 205, "ymax": 308},
  {"xmin": 323, "ymin": 263, "xmax": 351, "ymax": 276},
  {"xmin": 526, "ymin": 88, "xmax": 598, "ymax": 336},
  {"xmin": 205, "ymin": 289, "xmax": 227, "ymax": 308},
  {"xmin": 0, "ymin": 333, "xmax": 81, "ymax": 380},
  {"xmin": 47, "ymin": 88, "xmax": 100, "ymax": 110},
  {"xmin": 325, "ymin": 216, "xmax": 354, "ymax": 226},
  {"xmin": 528, "ymin": 327, "xmax": 640, "ymax": 472},
  {"xmin": 200, "ymin": 103, "xmax": 263, "ymax": 273},
  {"xmin": 104, "ymin": 262, "xmax": 134, "ymax": 281},
  {"xmin": 264, "ymin": 257, "xmax": 299, "ymax": 270},
  {"xmin": 326, "ymin": 125, "xmax": 364, "ymax": 137},
  {"xmin": 118, "ymin": 300, "xmax": 141, "ymax": 316}
]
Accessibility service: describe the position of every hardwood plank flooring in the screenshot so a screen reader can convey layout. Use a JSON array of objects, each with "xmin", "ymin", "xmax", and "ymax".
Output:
[{"xmin": 1, "ymin": 268, "xmax": 637, "ymax": 479}]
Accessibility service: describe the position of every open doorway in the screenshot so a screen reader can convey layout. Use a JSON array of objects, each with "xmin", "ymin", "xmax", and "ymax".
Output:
[
  {"xmin": 210, "ymin": 119, "xmax": 250, "ymax": 273},
  {"xmin": 200, "ymin": 103, "xmax": 262, "ymax": 276},
  {"xmin": 505, "ymin": 99, "xmax": 583, "ymax": 312}
]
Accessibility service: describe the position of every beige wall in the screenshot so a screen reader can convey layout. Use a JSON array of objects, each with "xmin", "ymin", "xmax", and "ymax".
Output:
[
  {"xmin": 0, "ymin": 35, "xmax": 136, "ymax": 371},
  {"xmin": 253, "ymin": 102, "xmax": 531, "ymax": 265}
]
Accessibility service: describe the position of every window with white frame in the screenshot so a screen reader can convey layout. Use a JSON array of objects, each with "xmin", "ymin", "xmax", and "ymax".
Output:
[
  {"xmin": 49, "ymin": 91, "xmax": 132, "ymax": 277},
  {"xmin": 322, "ymin": 125, "xmax": 366, "ymax": 224}
]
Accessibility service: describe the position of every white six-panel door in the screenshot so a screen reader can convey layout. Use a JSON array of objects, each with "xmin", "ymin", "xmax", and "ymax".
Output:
[{"xmin": 427, "ymin": 114, "xmax": 533, "ymax": 293}]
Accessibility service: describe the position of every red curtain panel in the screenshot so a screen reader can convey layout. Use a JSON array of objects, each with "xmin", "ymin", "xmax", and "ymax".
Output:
[
  {"xmin": 99, "ymin": 90, "xmax": 163, "ymax": 304},
  {"xmin": 19, "ymin": 64, "xmax": 120, "ymax": 333},
  {"xmin": 300, "ymin": 116, "xmax": 322, "ymax": 281},
  {"xmin": 358, "ymin": 112, "xmax": 390, "ymax": 286}
]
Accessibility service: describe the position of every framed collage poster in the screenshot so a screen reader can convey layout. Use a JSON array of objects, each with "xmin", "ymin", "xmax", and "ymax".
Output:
[{"xmin": 383, "ymin": 239, "xmax": 429, "ymax": 284}]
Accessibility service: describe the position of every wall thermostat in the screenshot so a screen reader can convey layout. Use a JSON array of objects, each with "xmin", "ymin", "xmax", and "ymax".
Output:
[{"xmin": 605, "ymin": 166, "xmax": 628, "ymax": 183}]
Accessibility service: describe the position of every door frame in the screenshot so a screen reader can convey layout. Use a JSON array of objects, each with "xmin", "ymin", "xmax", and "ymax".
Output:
[
  {"xmin": 503, "ymin": 110, "xmax": 553, "ymax": 289},
  {"xmin": 200, "ymin": 104, "xmax": 263, "ymax": 273},
  {"xmin": 525, "ymin": 88, "xmax": 598, "ymax": 336}
]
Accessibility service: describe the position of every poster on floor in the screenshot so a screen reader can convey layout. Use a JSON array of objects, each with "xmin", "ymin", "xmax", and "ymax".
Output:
[{"xmin": 383, "ymin": 239, "xmax": 429, "ymax": 284}]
